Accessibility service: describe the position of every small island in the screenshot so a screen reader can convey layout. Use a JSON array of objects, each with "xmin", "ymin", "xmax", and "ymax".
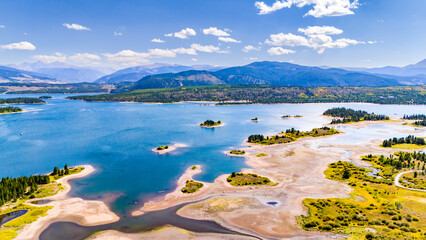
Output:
[
  {"xmin": 0, "ymin": 106, "xmax": 23, "ymax": 114},
  {"xmin": 251, "ymin": 117, "xmax": 258, "ymax": 121},
  {"xmin": 152, "ymin": 143, "xmax": 188, "ymax": 155},
  {"xmin": 39, "ymin": 96, "xmax": 53, "ymax": 99},
  {"xmin": 248, "ymin": 127, "xmax": 339, "ymax": 145},
  {"xmin": 226, "ymin": 172, "xmax": 276, "ymax": 186},
  {"xmin": 199, "ymin": 119, "xmax": 223, "ymax": 128},
  {"xmin": 381, "ymin": 135, "xmax": 425, "ymax": 149},
  {"xmin": 324, "ymin": 107, "xmax": 389, "ymax": 124},
  {"xmin": 229, "ymin": 150, "xmax": 245, "ymax": 155},
  {"xmin": 0, "ymin": 97, "xmax": 45, "ymax": 105},
  {"xmin": 281, "ymin": 115, "xmax": 303, "ymax": 118},
  {"xmin": 181, "ymin": 180, "xmax": 204, "ymax": 193}
]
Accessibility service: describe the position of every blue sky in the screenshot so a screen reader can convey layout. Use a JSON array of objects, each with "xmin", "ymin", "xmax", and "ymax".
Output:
[{"xmin": 0, "ymin": 0, "xmax": 425, "ymax": 69}]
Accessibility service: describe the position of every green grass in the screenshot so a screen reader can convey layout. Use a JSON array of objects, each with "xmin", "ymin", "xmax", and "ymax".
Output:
[
  {"xmin": 389, "ymin": 144, "xmax": 426, "ymax": 150},
  {"xmin": 299, "ymin": 157, "xmax": 425, "ymax": 239},
  {"xmin": 256, "ymin": 153, "xmax": 267, "ymax": 157},
  {"xmin": 226, "ymin": 172, "xmax": 277, "ymax": 186},
  {"xmin": 249, "ymin": 127, "xmax": 339, "ymax": 145},
  {"xmin": 181, "ymin": 180, "xmax": 203, "ymax": 194},
  {"xmin": 0, "ymin": 205, "xmax": 52, "ymax": 240}
]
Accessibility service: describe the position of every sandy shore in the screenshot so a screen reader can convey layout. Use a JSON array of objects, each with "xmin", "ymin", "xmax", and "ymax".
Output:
[
  {"xmin": 152, "ymin": 143, "xmax": 188, "ymax": 155},
  {"xmin": 15, "ymin": 165, "xmax": 119, "ymax": 240}
]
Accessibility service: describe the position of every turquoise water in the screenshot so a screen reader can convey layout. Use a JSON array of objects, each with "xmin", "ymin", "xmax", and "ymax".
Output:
[{"xmin": 1, "ymin": 94, "xmax": 425, "ymax": 215}]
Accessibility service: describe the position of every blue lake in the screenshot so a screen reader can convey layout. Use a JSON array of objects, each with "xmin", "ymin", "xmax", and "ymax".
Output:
[{"xmin": 1, "ymin": 94, "xmax": 425, "ymax": 215}]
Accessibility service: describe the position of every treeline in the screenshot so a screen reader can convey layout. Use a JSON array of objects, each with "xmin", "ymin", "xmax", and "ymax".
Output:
[
  {"xmin": 1, "ymin": 83, "xmax": 109, "ymax": 94},
  {"xmin": 67, "ymin": 85, "xmax": 426, "ymax": 105},
  {"xmin": 382, "ymin": 135, "xmax": 425, "ymax": 147},
  {"xmin": 0, "ymin": 175, "xmax": 50, "ymax": 206},
  {"xmin": 0, "ymin": 164, "xmax": 70, "ymax": 207},
  {"xmin": 0, "ymin": 106, "xmax": 23, "ymax": 114},
  {"xmin": 413, "ymin": 120, "xmax": 426, "ymax": 127},
  {"xmin": 364, "ymin": 151, "xmax": 425, "ymax": 171},
  {"xmin": 323, "ymin": 107, "xmax": 389, "ymax": 124},
  {"xmin": 0, "ymin": 97, "xmax": 45, "ymax": 105},
  {"xmin": 403, "ymin": 114, "xmax": 426, "ymax": 120}
]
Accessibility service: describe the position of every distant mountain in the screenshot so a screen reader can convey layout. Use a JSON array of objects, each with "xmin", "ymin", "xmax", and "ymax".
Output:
[
  {"xmin": 8, "ymin": 61, "xmax": 113, "ymax": 83},
  {"xmin": 343, "ymin": 59, "xmax": 426, "ymax": 85},
  {"xmin": 95, "ymin": 63, "xmax": 223, "ymax": 83},
  {"xmin": 130, "ymin": 61, "xmax": 399, "ymax": 90},
  {"xmin": 0, "ymin": 66, "xmax": 58, "ymax": 83}
]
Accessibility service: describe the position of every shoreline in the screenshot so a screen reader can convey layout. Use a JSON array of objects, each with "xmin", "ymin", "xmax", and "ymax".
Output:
[
  {"xmin": 15, "ymin": 165, "xmax": 120, "ymax": 240},
  {"xmin": 152, "ymin": 143, "xmax": 188, "ymax": 155}
]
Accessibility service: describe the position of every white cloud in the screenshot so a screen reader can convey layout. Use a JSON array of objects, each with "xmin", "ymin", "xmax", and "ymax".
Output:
[
  {"xmin": 192, "ymin": 58, "xmax": 198, "ymax": 62},
  {"xmin": 166, "ymin": 28, "xmax": 196, "ymax": 39},
  {"xmin": 63, "ymin": 23, "xmax": 91, "ymax": 31},
  {"xmin": 246, "ymin": 57, "xmax": 258, "ymax": 60},
  {"xmin": 104, "ymin": 50, "xmax": 150, "ymax": 65},
  {"xmin": 367, "ymin": 40, "xmax": 377, "ymax": 44},
  {"xmin": 172, "ymin": 48, "xmax": 197, "ymax": 55},
  {"xmin": 202, "ymin": 27, "xmax": 230, "ymax": 37},
  {"xmin": 265, "ymin": 33, "xmax": 309, "ymax": 46},
  {"xmin": 255, "ymin": 0, "xmax": 359, "ymax": 18},
  {"xmin": 242, "ymin": 45, "xmax": 261, "ymax": 52},
  {"xmin": 265, "ymin": 26, "xmax": 363, "ymax": 53},
  {"xmin": 69, "ymin": 53, "xmax": 101, "ymax": 63},
  {"xmin": 190, "ymin": 44, "xmax": 221, "ymax": 53},
  {"xmin": 33, "ymin": 53, "xmax": 66, "ymax": 63},
  {"xmin": 268, "ymin": 47, "xmax": 296, "ymax": 55},
  {"xmin": 151, "ymin": 38, "xmax": 165, "ymax": 43},
  {"xmin": 0, "ymin": 41, "xmax": 36, "ymax": 50},
  {"xmin": 0, "ymin": 25, "xmax": 5, "ymax": 29},
  {"xmin": 218, "ymin": 37, "xmax": 241, "ymax": 43},
  {"xmin": 114, "ymin": 32, "xmax": 123, "ymax": 36},
  {"xmin": 298, "ymin": 26, "xmax": 343, "ymax": 36}
]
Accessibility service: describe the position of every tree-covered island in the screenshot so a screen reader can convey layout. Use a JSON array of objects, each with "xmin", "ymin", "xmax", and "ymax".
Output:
[
  {"xmin": 403, "ymin": 114, "xmax": 426, "ymax": 127},
  {"xmin": 0, "ymin": 98, "xmax": 45, "ymax": 105},
  {"xmin": 248, "ymin": 127, "xmax": 339, "ymax": 145},
  {"xmin": 156, "ymin": 145, "xmax": 169, "ymax": 150},
  {"xmin": 229, "ymin": 150, "xmax": 245, "ymax": 155},
  {"xmin": 200, "ymin": 120, "xmax": 222, "ymax": 127},
  {"xmin": 0, "ymin": 106, "xmax": 23, "ymax": 114},
  {"xmin": 323, "ymin": 107, "xmax": 389, "ymax": 124}
]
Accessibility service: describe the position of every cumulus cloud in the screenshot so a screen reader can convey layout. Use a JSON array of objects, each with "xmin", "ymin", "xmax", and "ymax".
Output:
[
  {"xmin": 33, "ymin": 52, "xmax": 66, "ymax": 63},
  {"xmin": 298, "ymin": 26, "xmax": 343, "ymax": 35},
  {"xmin": 114, "ymin": 32, "xmax": 123, "ymax": 36},
  {"xmin": 218, "ymin": 37, "xmax": 241, "ymax": 43},
  {"xmin": 151, "ymin": 38, "xmax": 165, "ymax": 43},
  {"xmin": 265, "ymin": 33, "xmax": 309, "ymax": 46},
  {"xmin": 0, "ymin": 25, "xmax": 5, "ymax": 29},
  {"xmin": 268, "ymin": 47, "xmax": 296, "ymax": 55},
  {"xmin": 202, "ymin": 27, "xmax": 230, "ymax": 37},
  {"xmin": 69, "ymin": 53, "xmax": 101, "ymax": 63},
  {"xmin": 63, "ymin": 23, "xmax": 91, "ymax": 31},
  {"xmin": 242, "ymin": 45, "xmax": 261, "ymax": 52},
  {"xmin": 190, "ymin": 44, "xmax": 221, "ymax": 53},
  {"xmin": 255, "ymin": 0, "xmax": 359, "ymax": 18},
  {"xmin": 165, "ymin": 28, "xmax": 196, "ymax": 39},
  {"xmin": 192, "ymin": 58, "xmax": 198, "ymax": 62},
  {"xmin": 0, "ymin": 41, "xmax": 36, "ymax": 50},
  {"xmin": 265, "ymin": 26, "xmax": 363, "ymax": 53}
]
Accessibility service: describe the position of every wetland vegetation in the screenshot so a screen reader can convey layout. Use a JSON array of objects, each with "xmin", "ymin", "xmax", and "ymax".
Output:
[{"xmin": 229, "ymin": 150, "xmax": 245, "ymax": 155}]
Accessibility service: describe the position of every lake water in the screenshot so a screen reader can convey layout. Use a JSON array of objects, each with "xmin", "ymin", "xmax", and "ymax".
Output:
[{"xmin": 1, "ymin": 94, "xmax": 425, "ymax": 216}]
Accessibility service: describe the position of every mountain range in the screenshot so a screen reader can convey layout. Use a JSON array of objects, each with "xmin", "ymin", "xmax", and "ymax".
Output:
[
  {"xmin": 6, "ymin": 61, "xmax": 114, "ymax": 83},
  {"xmin": 130, "ymin": 61, "xmax": 400, "ymax": 90},
  {"xmin": 94, "ymin": 63, "xmax": 223, "ymax": 83},
  {"xmin": 0, "ymin": 65, "xmax": 58, "ymax": 83}
]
